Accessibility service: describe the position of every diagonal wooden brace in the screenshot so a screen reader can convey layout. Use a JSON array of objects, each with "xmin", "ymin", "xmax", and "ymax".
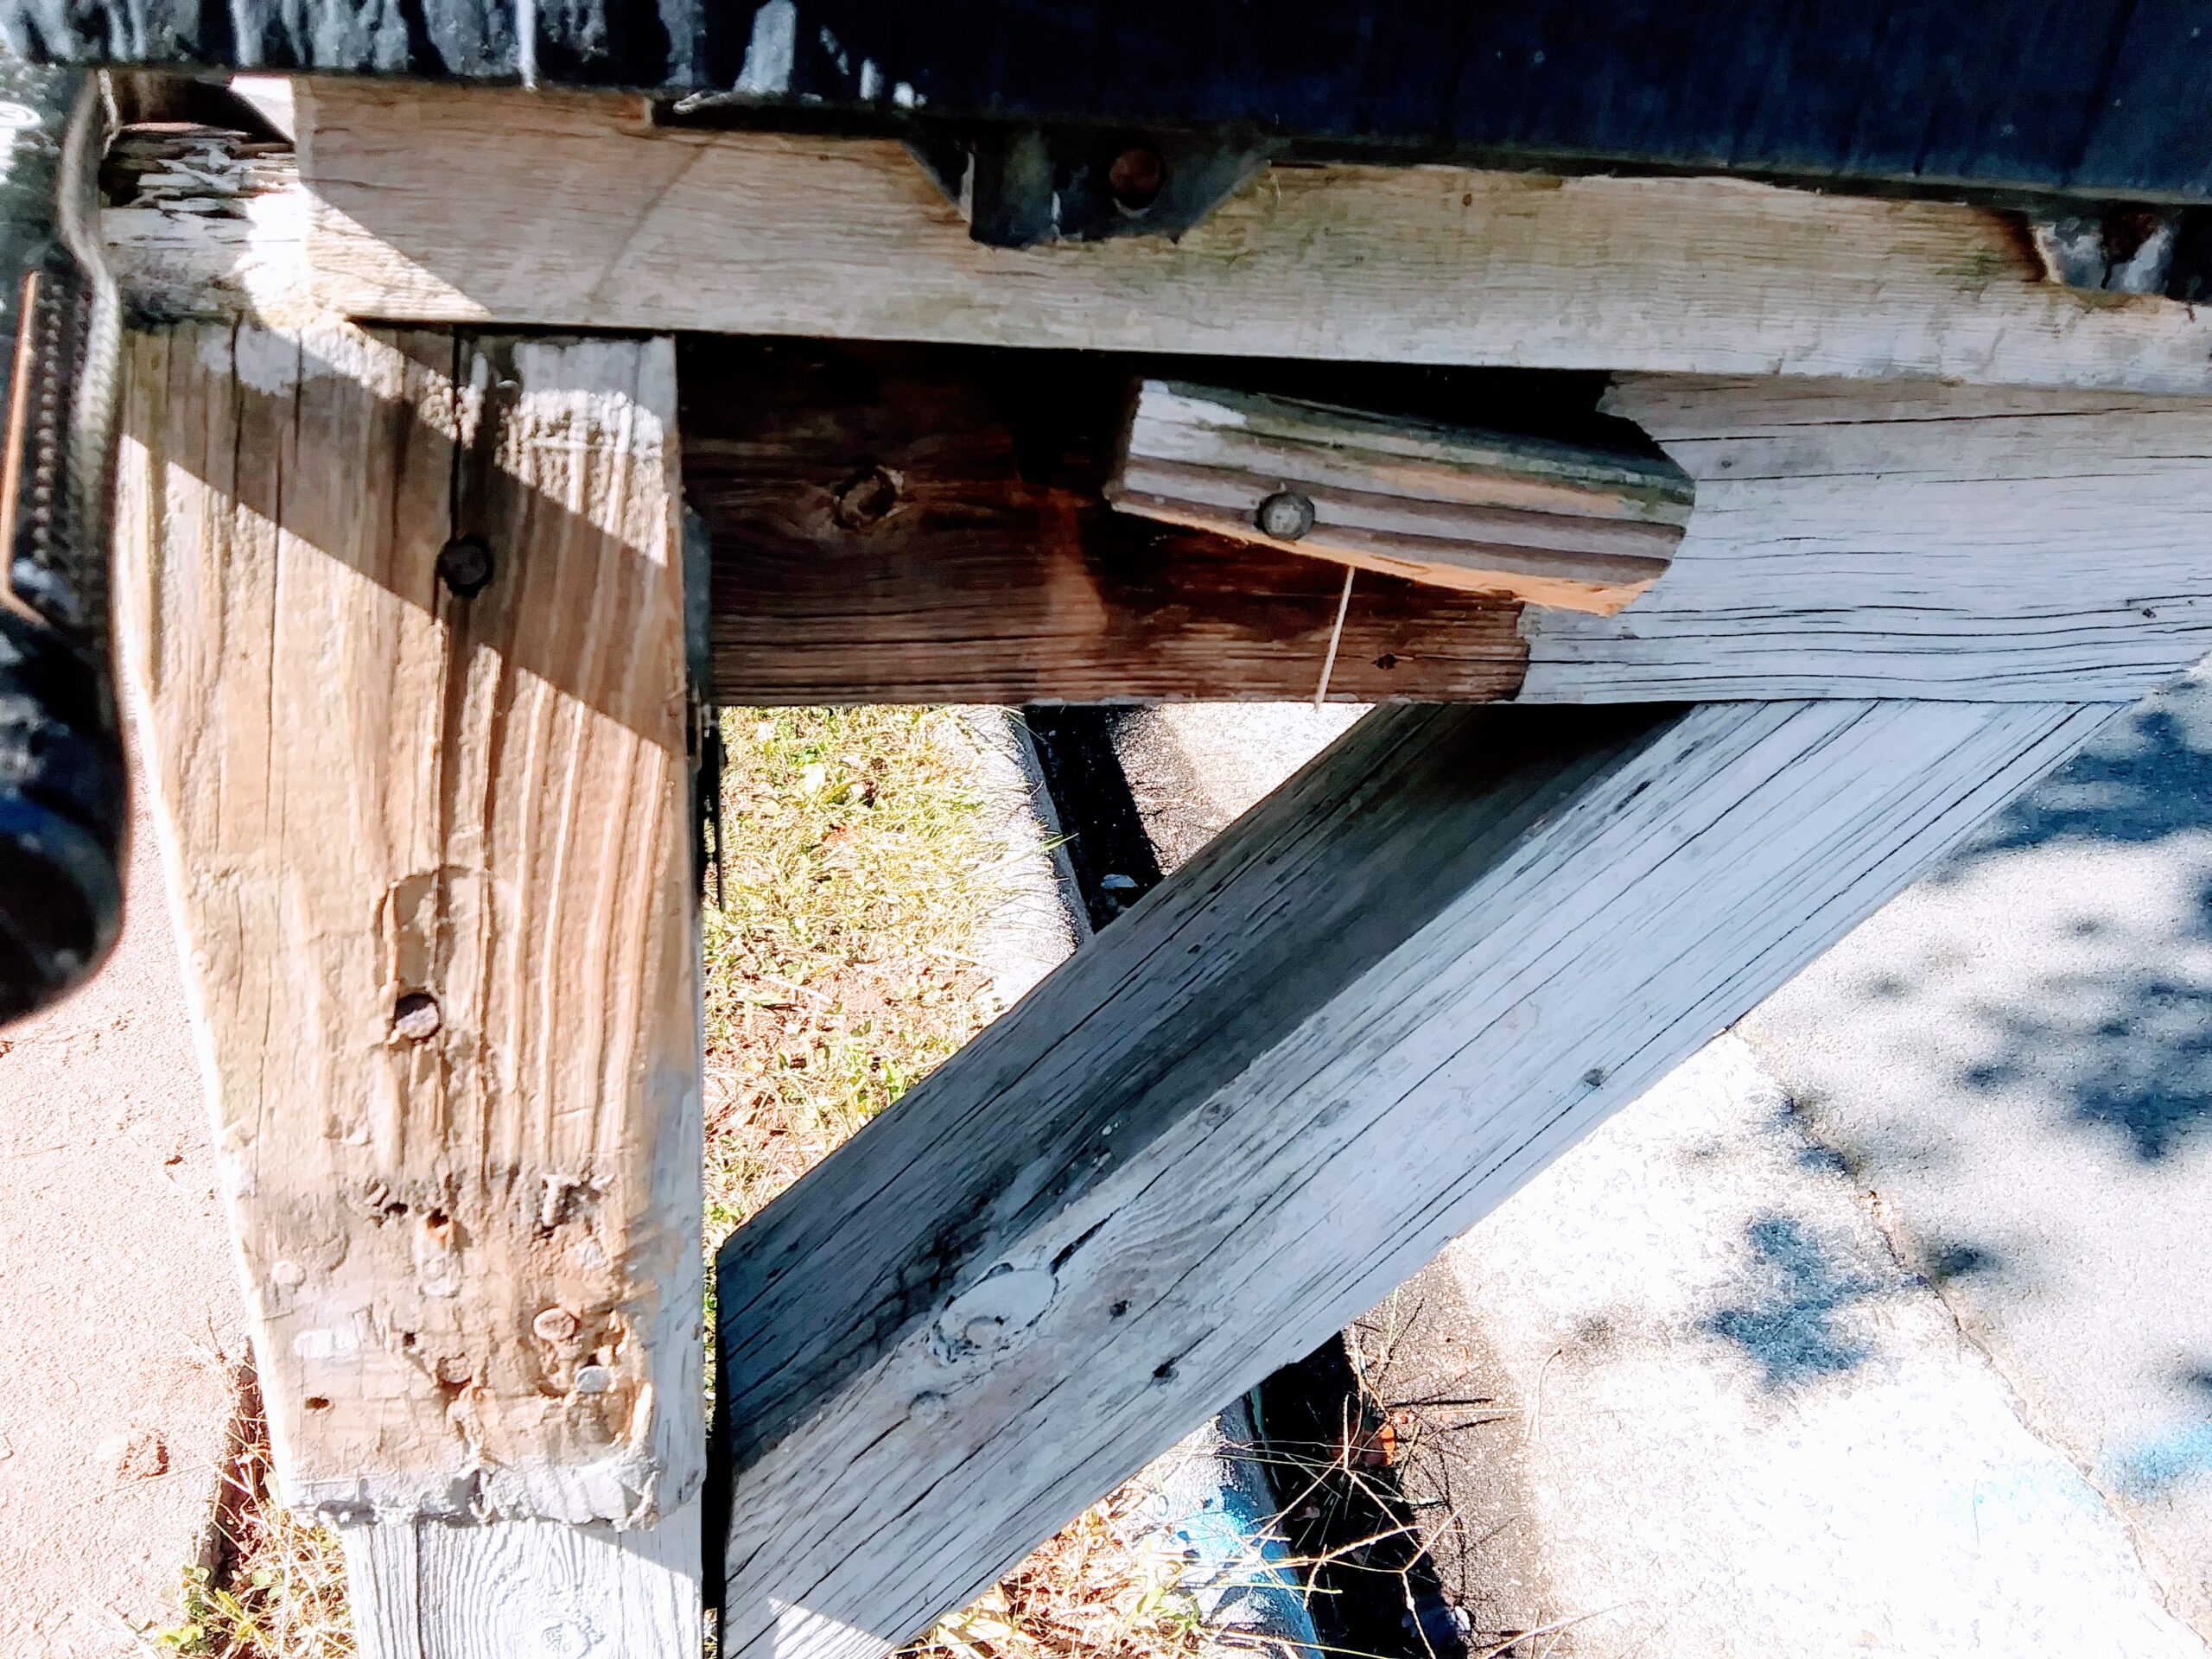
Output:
[{"xmin": 715, "ymin": 694, "xmax": 2118, "ymax": 1658}]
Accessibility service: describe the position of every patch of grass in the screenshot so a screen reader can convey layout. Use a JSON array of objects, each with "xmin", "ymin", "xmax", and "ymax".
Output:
[
  {"xmin": 156, "ymin": 1375, "xmax": 353, "ymax": 1658},
  {"xmin": 907, "ymin": 1488, "xmax": 1208, "ymax": 1659},
  {"xmin": 702, "ymin": 707, "xmax": 996, "ymax": 1246}
]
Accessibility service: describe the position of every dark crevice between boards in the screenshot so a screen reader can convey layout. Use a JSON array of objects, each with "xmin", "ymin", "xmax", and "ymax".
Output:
[{"xmin": 1026, "ymin": 702, "xmax": 1465, "ymax": 1659}]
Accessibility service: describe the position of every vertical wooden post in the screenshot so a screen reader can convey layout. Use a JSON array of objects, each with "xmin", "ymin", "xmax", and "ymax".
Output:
[{"xmin": 113, "ymin": 322, "xmax": 702, "ymax": 1654}]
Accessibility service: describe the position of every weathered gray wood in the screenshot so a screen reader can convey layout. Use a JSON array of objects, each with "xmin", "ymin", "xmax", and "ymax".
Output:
[
  {"xmin": 340, "ymin": 1499, "xmax": 701, "ymax": 1659},
  {"xmin": 1518, "ymin": 377, "xmax": 2212, "ymax": 702},
  {"xmin": 715, "ymin": 695, "xmax": 2115, "ymax": 1659},
  {"xmin": 1106, "ymin": 379, "xmax": 1691, "ymax": 613},
  {"xmin": 113, "ymin": 321, "xmax": 703, "ymax": 1654},
  {"xmin": 95, "ymin": 84, "xmax": 2212, "ymax": 395}
]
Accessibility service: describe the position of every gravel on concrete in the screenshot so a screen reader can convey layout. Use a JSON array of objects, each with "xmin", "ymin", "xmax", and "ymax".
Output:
[{"xmin": 0, "ymin": 793, "xmax": 247, "ymax": 1656}]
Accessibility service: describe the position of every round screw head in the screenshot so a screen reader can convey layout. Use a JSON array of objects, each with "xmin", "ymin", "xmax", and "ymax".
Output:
[
  {"xmin": 532, "ymin": 1306, "xmax": 579, "ymax": 1342},
  {"xmin": 1255, "ymin": 490, "xmax": 1317, "ymax": 541},
  {"xmin": 435, "ymin": 535, "xmax": 494, "ymax": 598},
  {"xmin": 573, "ymin": 1364, "xmax": 613, "ymax": 1395},
  {"xmin": 831, "ymin": 467, "xmax": 899, "ymax": 530},
  {"xmin": 391, "ymin": 990, "xmax": 441, "ymax": 1042},
  {"xmin": 1109, "ymin": 145, "xmax": 1166, "ymax": 212}
]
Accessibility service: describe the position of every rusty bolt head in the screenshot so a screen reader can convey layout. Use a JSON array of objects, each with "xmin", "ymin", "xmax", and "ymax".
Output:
[
  {"xmin": 391, "ymin": 991, "xmax": 441, "ymax": 1042},
  {"xmin": 435, "ymin": 536, "xmax": 494, "ymax": 599},
  {"xmin": 435, "ymin": 1355, "xmax": 471, "ymax": 1387},
  {"xmin": 1109, "ymin": 145, "xmax": 1166, "ymax": 212},
  {"xmin": 1255, "ymin": 490, "xmax": 1316, "ymax": 541},
  {"xmin": 532, "ymin": 1306, "xmax": 580, "ymax": 1343}
]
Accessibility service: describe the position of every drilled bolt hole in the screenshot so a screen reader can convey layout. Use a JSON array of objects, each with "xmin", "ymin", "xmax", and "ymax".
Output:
[{"xmin": 391, "ymin": 991, "xmax": 441, "ymax": 1042}]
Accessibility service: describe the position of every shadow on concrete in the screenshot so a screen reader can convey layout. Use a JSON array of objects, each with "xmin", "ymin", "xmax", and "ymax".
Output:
[
  {"xmin": 1951, "ymin": 695, "xmax": 2212, "ymax": 865},
  {"xmin": 1964, "ymin": 975, "xmax": 2212, "ymax": 1162},
  {"xmin": 1702, "ymin": 1216, "xmax": 1883, "ymax": 1389},
  {"xmin": 1935, "ymin": 677, "xmax": 2212, "ymax": 1163}
]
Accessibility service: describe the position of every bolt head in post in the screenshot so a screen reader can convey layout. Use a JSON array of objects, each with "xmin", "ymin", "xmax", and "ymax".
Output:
[
  {"xmin": 1109, "ymin": 145, "xmax": 1166, "ymax": 212},
  {"xmin": 435, "ymin": 535, "xmax": 494, "ymax": 598},
  {"xmin": 1255, "ymin": 490, "xmax": 1317, "ymax": 541}
]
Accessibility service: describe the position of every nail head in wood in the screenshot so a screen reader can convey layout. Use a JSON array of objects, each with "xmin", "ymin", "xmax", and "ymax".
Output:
[
  {"xmin": 1255, "ymin": 489, "xmax": 1316, "ymax": 541},
  {"xmin": 390, "ymin": 990, "xmax": 441, "ymax": 1042},
  {"xmin": 533, "ymin": 1306, "xmax": 580, "ymax": 1342},
  {"xmin": 435, "ymin": 534, "xmax": 493, "ymax": 598}
]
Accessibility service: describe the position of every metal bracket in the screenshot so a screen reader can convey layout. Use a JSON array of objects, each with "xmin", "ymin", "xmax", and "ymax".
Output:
[{"xmin": 904, "ymin": 124, "xmax": 1276, "ymax": 249}]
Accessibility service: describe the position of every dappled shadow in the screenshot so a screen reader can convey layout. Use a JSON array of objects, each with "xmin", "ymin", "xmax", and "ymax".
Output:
[
  {"xmin": 1923, "ymin": 674, "xmax": 2212, "ymax": 1164},
  {"xmin": 1951, "ymin": 691, "xmax": 2212, "ymax": 865},
  {"xmin": 1701, "ymin": 1215, "xmax": 1883, "ymax": 1389},
  {"xmin": 1964, "ymin": 973, "xmax": 2212, "ymax": 1161}
]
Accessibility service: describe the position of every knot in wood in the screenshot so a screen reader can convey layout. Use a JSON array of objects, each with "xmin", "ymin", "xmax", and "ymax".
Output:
[{"xmin": 831, "ymin": 467, "xmax": 900, "ymax": 530}]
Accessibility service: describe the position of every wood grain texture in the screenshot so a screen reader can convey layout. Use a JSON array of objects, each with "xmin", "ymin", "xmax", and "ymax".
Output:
[
  {"xmin": 715, "ymin": 694, "xmax": 2115, "ymax": 1659},
  {"xmin": 112, "ymin": 322, "xmax": 702, "ymax": 1529},
  {"xmin": 1106, "ymin": 379, "xmax": 1690, "ymax": 612},
  {"xmin": 685, "ymin": 339, "xmax": 1529, "ymax": 704},
  {"xmin": 341, "ymin": 1498, "xmax": 701, "ymax": 1659},
  {"xmin": 1519, "ymin": 377, "xmax": 2212, "ymax": 702},
  {"xmin": 288, "ymin": 80, "xmax": 2212, "ymax": 393}
]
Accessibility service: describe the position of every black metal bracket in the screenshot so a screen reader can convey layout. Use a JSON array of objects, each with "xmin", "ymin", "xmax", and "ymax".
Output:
[{"xmin": 903, "ymin": 124, "xmax": 1276, "ymax": 249}]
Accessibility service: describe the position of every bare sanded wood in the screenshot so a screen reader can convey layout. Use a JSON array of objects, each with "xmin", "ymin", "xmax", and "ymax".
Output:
[
  {"xmin": 685, "ymin": 339, "xmax": 1529, "ymax": 704},
  {"xmin": 1519, "ymin": 377, "xmax": 2212, "ymax": 701},
  {"xmin": 715, "ymin": 694, "xmax": 2114, "ymax": 1659},
  {"xmin": 113, "ymin": 323, "xmax": 702, "ymax": 1529},
  {"xmin": 283, "ymin": 79, "xmax": 2212, "ymax": 394},
  {"xmin": 1106, "ymin": 379, "xmax": 1691, "ymax": 612},
  {"xmin": 341, "ymin": 1498, "xmax": 702, "ymax": 1659}
]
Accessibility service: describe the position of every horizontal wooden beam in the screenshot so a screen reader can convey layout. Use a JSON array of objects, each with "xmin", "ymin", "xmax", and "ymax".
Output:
[
  {"xmin": 1522, "ymin": 377, "xmax": 2212, "ymax": 702},
  {"xmin": 102, "ymin": 81, "xmax": 2212, "ymax": 395},
  {"xmin": 283, "ymin": 80, "xmax": 2212, "ymax": 393},
  {"xmin": 714, "ymin": 694, "xmax": 2115, "ymax": 1659},
  {"xmin": 692, "ymin": 345, "xmax": 2212, "ymax": 705}
]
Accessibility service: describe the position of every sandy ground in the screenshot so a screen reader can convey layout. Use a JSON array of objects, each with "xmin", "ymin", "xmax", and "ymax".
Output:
[{"xmin": 0, "ymin": 805, "xmax": 246, "ymax": 1656}]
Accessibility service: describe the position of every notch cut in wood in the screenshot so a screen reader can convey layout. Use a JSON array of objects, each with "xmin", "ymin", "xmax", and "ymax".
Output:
[{"xmin": 1104, "ymin": 379, "xmax": 1694, "ymax": 613}]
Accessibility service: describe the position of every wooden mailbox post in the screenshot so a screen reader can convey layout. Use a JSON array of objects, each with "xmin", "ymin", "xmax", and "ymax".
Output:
[{"xmin": 77, "ymin": 49, "xmax": 2212, "ymax": 1659}]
